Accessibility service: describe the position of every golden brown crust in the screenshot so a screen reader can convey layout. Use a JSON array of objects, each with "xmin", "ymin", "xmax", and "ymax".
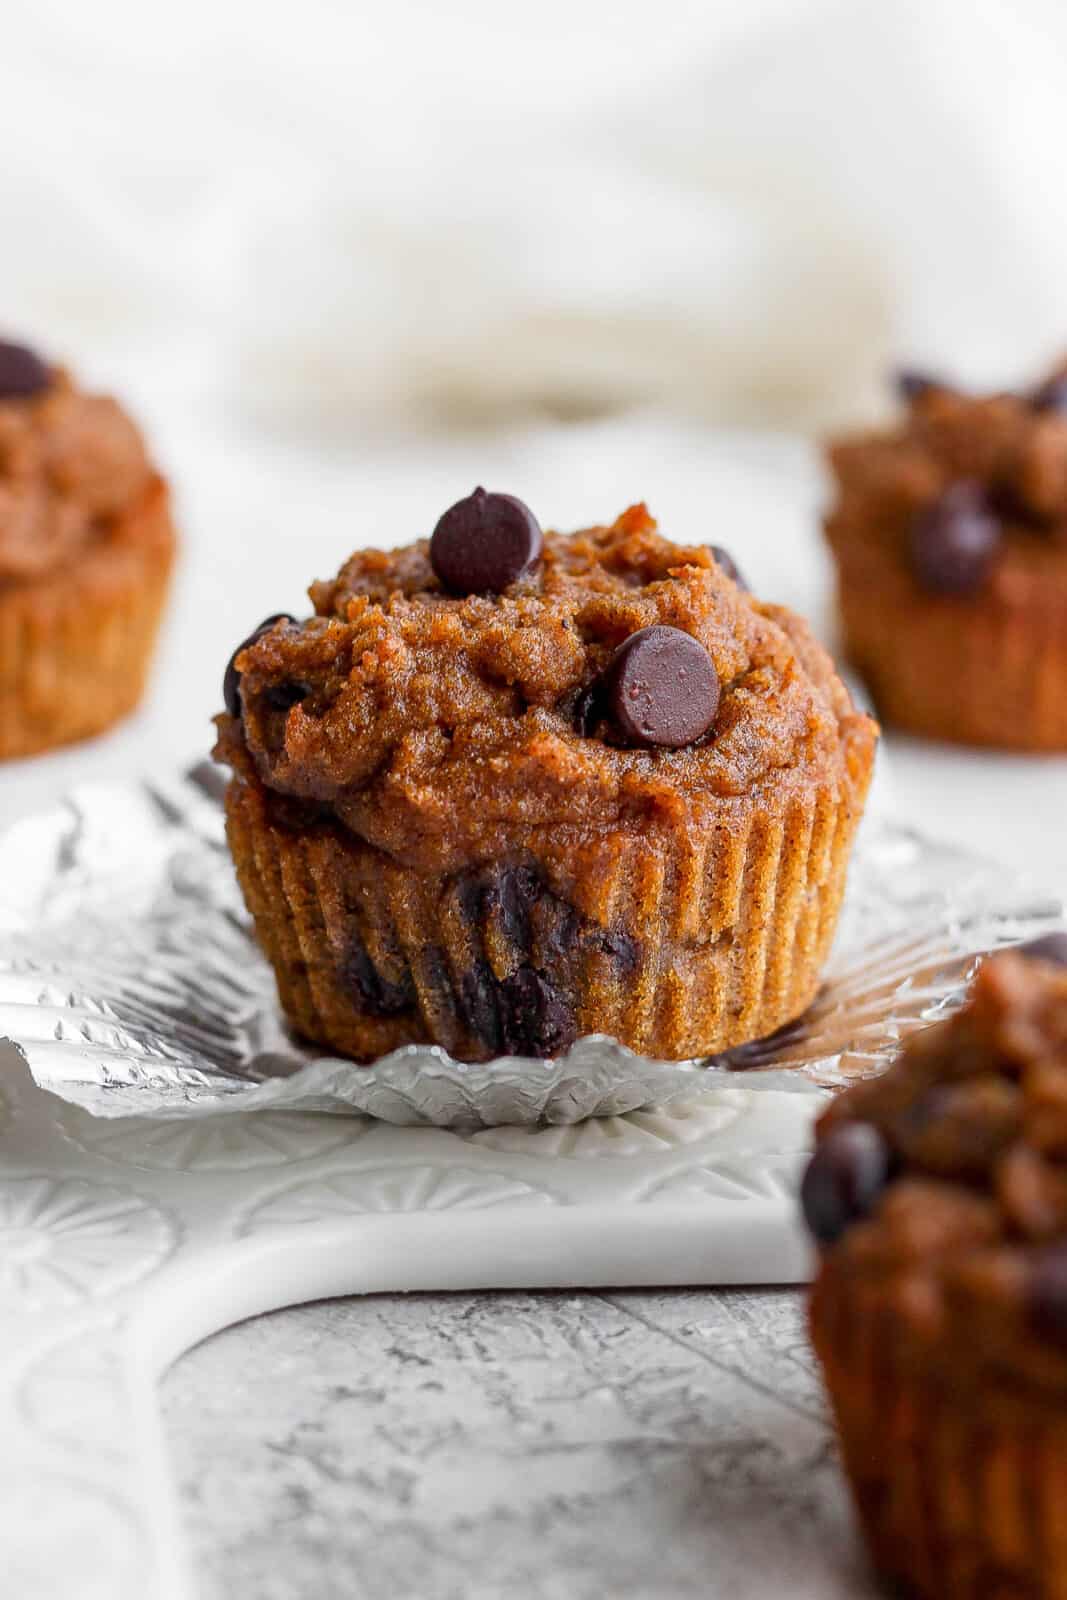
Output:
[
  {"xmin": 216, "ymin": 505, "xmax": 875, "ymax": 1062},
  {"xmin": 825, "ymin": 372, "xmax": 1067, "ymax": 748}
]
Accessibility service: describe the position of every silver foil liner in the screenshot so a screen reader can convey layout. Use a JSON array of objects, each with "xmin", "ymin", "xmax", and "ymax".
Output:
[{"xmin": 0, "ymin": 766, "xmax": 1061, "ymax": 1128}]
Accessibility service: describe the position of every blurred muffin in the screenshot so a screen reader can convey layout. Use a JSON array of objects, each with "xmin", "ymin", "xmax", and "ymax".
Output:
[
  {"xmin": 215, "ymin": 492, "xmax": 875, "ymax": 1065},
  {"xmin": 0, "ymin": 338, "xmax": 176, "ymax": 759},
  {"xmin": 825, "ymin": 363, "xmax": 1067, "ymax": 748},
  {"xmin": 805, "ymin": 937, "xmax": 1067, "ymax": 1600}
]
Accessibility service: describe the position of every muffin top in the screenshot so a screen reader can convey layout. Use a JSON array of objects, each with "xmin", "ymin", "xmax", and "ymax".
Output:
[
  {"xmin": 217, "ymin": 493, "xmax": 874, "ymax": 875},
  {"xmin": 0, "ymin": 339, "xmax": 154, "ymax": 585},
  {"xmin": 805, "ymin": 941, "xmax": 1067, "ymax": 1393},
  {"xmin": 826, "ymin": 363, "xmax": 1067, "ymax": 604}
]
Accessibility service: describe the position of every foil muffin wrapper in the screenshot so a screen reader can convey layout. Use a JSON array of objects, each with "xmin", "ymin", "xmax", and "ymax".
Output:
[{"xmin": 0, "ymin": 765, "xmax": 1061, "ymax": 1129}]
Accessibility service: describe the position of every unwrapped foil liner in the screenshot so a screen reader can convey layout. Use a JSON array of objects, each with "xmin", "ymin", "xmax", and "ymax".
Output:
[{"xmin": 0, "ymin": 766, "xmax": 1061, "ymax": 1128}]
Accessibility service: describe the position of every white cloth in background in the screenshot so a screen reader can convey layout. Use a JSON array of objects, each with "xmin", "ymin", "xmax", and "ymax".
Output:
[{"xmin": 1, "ymin": 0, "xmax": 1067, "ymax": 434}]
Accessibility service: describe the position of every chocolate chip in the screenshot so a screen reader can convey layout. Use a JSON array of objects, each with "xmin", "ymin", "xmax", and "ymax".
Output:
[
  {"xmin": 909, "ymin": 482, "xmax": 1000, "ymax": 595},
  {"xmin": 223, "ymin": 614, "xmax": 295, "ymax": 717},
  {"xmin": 710, "ymin": 546, "xmax": 748, "ymax": 591},
  {"xmin": 0, "ymin": 339, "xmax": 51, "ymax": 400},
  {"xmin": 574, "ymin": 681, "xmax": 606, "ymax": 738},
  {"xmin": 1029, "ymin": 1245, "xmax": 1067, "ymax": 1341},
  {"xmin": 460, "ymin": 962, "xmax": 505, "ymax": 1056},
  {"xmin": 342, "ymin": 935, "xmax": 416, "ymax": 1018},
  {"xmin": 602, "ymin": 625, "xmax": 720, "ymax": 749},
  {"xmin": 430, "ymin": 488, "xmax": 542, "ymax": 595},
  {"xmin": 800, "ymin": 1122, "xmax": 891, "ymax": 1246},
  {"xmin": 458, "ymin": 959, "xmax": 576, "ymax": 1058},
  {"xmin": 262, "ymin": 681, "xmax": 310, "ymax": 714},
  {"xmin": 1030, "ymin": 374, "xmax": 1067, "ymax": 414},
  {"xmin": 500, "ymin": 968, "xmax": 576, "ymax": 1057},
  {"xmin": 1017, "ymin": 932, "xmax": 1067, "ymax": 967},
  {"xmin": 895, "ymin": 368, "xmax": 946, "ymax": 403}
]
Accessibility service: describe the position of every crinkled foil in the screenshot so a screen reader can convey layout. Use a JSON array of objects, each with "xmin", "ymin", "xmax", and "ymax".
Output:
[{"xmin": 0, "ymin": 765, "xmax": 1061, "ymax": 1128}]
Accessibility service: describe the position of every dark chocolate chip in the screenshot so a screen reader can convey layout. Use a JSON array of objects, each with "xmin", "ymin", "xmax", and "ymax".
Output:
[
  {"xmin": 486, "ymin": 867, "xmax": 537, "ymax": 954},
  {"xmin": 710, "ymin": 545, "xmax": 748, "ymax": 591},
  {"xmin": 909, "ymin": 482, "xmax": 1000, "ymax": 596},
  {"xmin": 262, "ymin": 680, "xmax": 310, "ymax": 714},
  {"xmin": 1017, "ymin": 932, "xmax": 1067, "ymax": 967},
  {"xmin": 499, "ymin": 967, "xmax": 576, "ymax": 1057},
  {"xmin": 430, "ymin": 487, "xmax": 542, "ymax": 595},
  {"xmin": 1030, "ymin": 373, "xmax": 1067, "ymax": 414},
  {"xmin": 223, "ymin": 614, "xmax": 295, "ymax": 717},
  {"xmin": 895, "ymin": 367, "xmax": 946, "ymax": 403},
  {"xmin": 460, "ymin": 962, "xmax": 505, "ymax": 1057},
  {"xmin": 602, "ymin": 624, "xmax": 720, "ymax": 749},
  {"xmin": 0, "ymin": 339, "xmax": 51, "ymax": 400},
  {"xmin": 1029, "ymin": 1245, "xmax": 1067, "ymax": 1341},
  {"xmin": 574, "ymin": 681, "xmax": 606, "ymax": 738},
  {"xmin": 596, "ymin": 928, "xmax": 640, "ymax": 974},
  {"xmin": 342, "ymin": 936, "xmax": 416, "ymax": 1018},
  {"xmin": 800, "ymin": 1122, "xmax": 891, "ymax": 1246}
]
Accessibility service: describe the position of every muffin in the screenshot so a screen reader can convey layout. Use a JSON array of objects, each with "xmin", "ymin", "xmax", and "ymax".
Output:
[
  {"xmin": 0, "ymin": 338, "xmax": 177, "ymax": 759},
  {"xmin": 215, "ymin": 491, "xmax": 876, "ymax": 1064},
  {"xmin": 825, "ymin": 363, "xmax": 1067, "ymax": 749},
  {"xmin": 805, "ymin": 937, "xmax": 1067, "ymax": 1600}
]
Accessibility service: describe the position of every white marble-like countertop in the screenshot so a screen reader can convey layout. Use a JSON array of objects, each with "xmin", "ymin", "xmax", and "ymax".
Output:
[{"xmin": 164, "ymin": 1287, "xmax": 877, "ymax": 1600}]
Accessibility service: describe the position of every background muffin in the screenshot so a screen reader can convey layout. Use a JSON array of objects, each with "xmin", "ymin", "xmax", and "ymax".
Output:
[
  {"xmin": 0, "ymin": 338, "xmax": 177, "ymax": 759},
  {"xmin": 825, "ymin": 364, "xmax": 1067, "ymax": 749},
  {"xmin": 215, "ymin": 492, "xmax": 875, "ymax": 1064},
  {"xmin": 805, "ymin": 938, "xmax": 1067, "ymax": 1600}
]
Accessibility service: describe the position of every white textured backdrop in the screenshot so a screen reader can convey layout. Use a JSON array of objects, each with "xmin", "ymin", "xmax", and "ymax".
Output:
[{"xmin": 4, "ymin": 0, "xmax": 1067, "ymax": 433}]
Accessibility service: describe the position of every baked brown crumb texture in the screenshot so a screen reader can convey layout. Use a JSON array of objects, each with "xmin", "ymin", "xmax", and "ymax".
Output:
[
  {"xmin": 810, "ymin": 951, "xmax": 1067, "ymax": 1600},
  {"xmin": 214, "ymin": 503, "xmax": 875, "ymax": 1064},
  {"xmin": 0, "ymin": 368, "xmax": 177, "ymax": 758},
  {"xmin": 825, "ymin": 364, "xmax": 1067, "ymax": 749}
]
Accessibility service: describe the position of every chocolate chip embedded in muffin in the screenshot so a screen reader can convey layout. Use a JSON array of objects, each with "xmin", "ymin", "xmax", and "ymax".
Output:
[
  {"xmin": 799, "ymin": 1121, "xmax": 890, "ymax": 1245},
  {"xmin": 909, "ymin": 481, "xmax": 1000, "ymax": 595},
  {"xmin": 223, "ymin": 614, "xmax": 295, "ymax": 718},
  {"xmin": 430, "ymin": 487, "xmax": 542, "ymax": 594},
  {"xmin": 0, "ymin": 339, "xmax": 51, "ymax": 400},
  {"xmin": 709, "ymin": 545, "xmax": 748, "ymax": 590},
  {"xmin": 1017, "ymin": 931, "xmax": 1067, "ymax": 967},
  {"xmin": 894, "ymin": 366, "xmax": 950, "ymax": 404},
  {"xmin": 600, "ymin": 624, "xmax": 720, "ymax": 749},
  {"xmin": 1030, "ymin": 370, "xmax": 1067, "ymax": 414}
]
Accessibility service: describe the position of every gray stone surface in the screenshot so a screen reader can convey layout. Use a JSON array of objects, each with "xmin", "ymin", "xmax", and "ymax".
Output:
[{"xmin": 163, "ymin": 1288, "xmax": 878, "ymax": 1599}]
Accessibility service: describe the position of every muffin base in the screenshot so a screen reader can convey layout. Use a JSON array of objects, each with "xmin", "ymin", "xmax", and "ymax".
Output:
[
  {"xmin": 838, "ymin": 573, "xmax": 1067, "ymax": 752},
  {"xmin": 222, "ymin": 750, "xmax": 871, "ymax": 1064},
  {"xmin": 0, "ymin": 476, "xmax": 176, "ymax": 760},
  {"xmin": 812, "ymin": 1271, "xmax": 1067, "ymax": 1600}
]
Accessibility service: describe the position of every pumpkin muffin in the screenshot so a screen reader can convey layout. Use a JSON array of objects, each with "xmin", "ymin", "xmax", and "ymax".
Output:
[
  {"xmin": 825, "ymin": 363, "xmax": 1067, "ymax": 749},
  {"xmin": 805, "ymin": 937, "xmax": 1067, "ymax": 1600},
  {"xmin": 0, "ymin": 338, "xmax": 177, "ymax": 759},
  {"xmin": 215, "ymin": 492, "xmax": 876, "ymax": 1064}
]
